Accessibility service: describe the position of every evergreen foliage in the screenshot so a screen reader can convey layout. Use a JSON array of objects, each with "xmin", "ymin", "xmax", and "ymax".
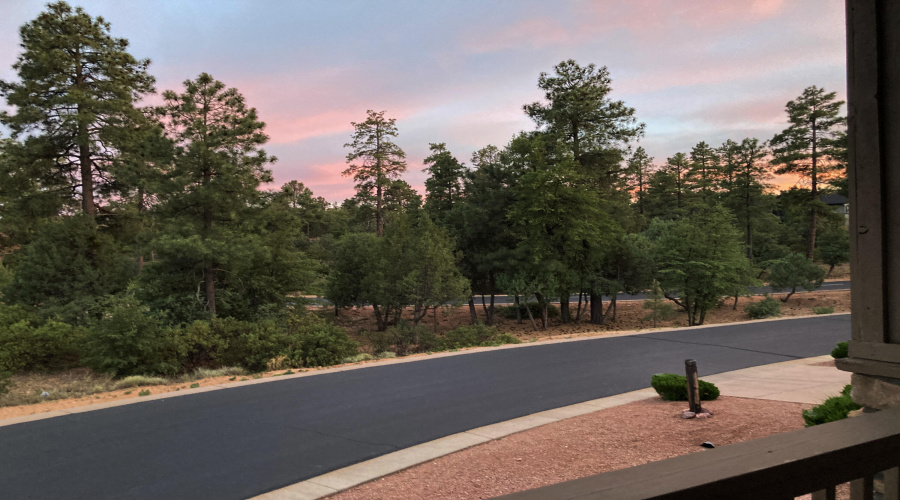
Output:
[
  {"xmin": 767, "ymin": 253, "xmax": 826, "ymax": 302},
  {"xmin": 650, "ymin": 373, "xmax": 720, "ymax": 401}
]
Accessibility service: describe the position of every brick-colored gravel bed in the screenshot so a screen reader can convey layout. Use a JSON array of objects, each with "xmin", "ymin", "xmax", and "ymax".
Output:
[{"xmin": 332, "ymin": 396, "xmax": 811, "ymax": 500}]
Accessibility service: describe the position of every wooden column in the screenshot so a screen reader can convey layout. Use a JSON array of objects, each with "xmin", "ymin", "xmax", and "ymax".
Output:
[{"xmin": 836, "ymin": 0, "xmax": 900, "ymax": 407}]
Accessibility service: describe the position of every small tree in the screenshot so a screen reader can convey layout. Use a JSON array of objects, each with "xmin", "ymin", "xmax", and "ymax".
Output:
[
  {"xmin": 767, "ymin": 253, "xmax": 826, "ymax": 302},
  {"xmin": 816, "ymin": 226, "xmax": 849, "ymax": 278},
  {"xmin": 648, "ymin": 205, "xmax": 753, "ymax": 326},
  {"xmin": 643, "ymin": 280, "xmax": 674, "ymax": 327}
]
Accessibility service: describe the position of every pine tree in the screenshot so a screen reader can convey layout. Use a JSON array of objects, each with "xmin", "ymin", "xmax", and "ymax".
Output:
[
  {"xmin": 690, "ymin": 141, "xmax": 720, "ymax": 198},
  {"xmin": 422, "ymin": 143, "xmax": 467, "ymax": 223},
  {"xmin": 524, "ymin": 60, "xmax": 643, "ymax": 192},
  {"xmin": 0, "ymin": 1, "xmax": 155, "ymax": 216},
  {"xmin": 732, "ymin": 138, "xmax": 771, "ymax": 262},
  {"xmin": 343, "ymin": 110, "xmax": 407, "ymax": 237},
  {"xmin": 626, "ymin": 146, "xmax": 653, "ymax": 215},
  {"xmin": 153, "ymin": 73, "xmax": 274, "ymax": 317},
  {"xmin": 770, "ymin": 86, "xmax": 846, "ymax": 258}
]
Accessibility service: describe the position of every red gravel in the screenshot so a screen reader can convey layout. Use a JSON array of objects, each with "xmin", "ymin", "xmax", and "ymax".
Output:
[{"xmin": 331, "ymin": 396, "xmax": 812, "ymax": 500}]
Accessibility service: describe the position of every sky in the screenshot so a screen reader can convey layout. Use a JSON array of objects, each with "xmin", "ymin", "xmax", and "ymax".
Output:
[{"xmin": 0, "ymin": 0, "xmax": 847, "ymax": 203}]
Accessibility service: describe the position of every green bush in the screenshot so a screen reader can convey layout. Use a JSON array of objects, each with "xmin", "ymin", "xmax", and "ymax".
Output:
[
  {"xmin": 745, "ymin": 296, "xmax": 782, "ymax": 319},
  {"xmin": 493, "ymin": 333, "xmax": 522, "ymax": 346},
  {"xmin": 443, "ymin": 322, "xmax": 498, "ymax": 349},
  {"xmin": 650, "ymin": 373, "xmax": 720, "ymax": 401},
  {"xmin": 831, "ymin": 341, "xmax": 849, "ymax": 359},
  {"xmin": 80, "ymin": 294, "xmax": 180, "ymax": 377},
  {"xmin": 0, "ymin": 303, "xmax": 83, "ymax": 375},
  {"xmin": 285, "ymin": 314, "xmax": 359, "ymax": 367},
  {"xmin": 813, "ymin": 306, "xmax": 835, "ymax": 315},
  {"xmin": 802, "ymin": 385, "xmax": 861, "ymax": 426},
  {"xmin": 498, "ymin": 302, "xmax": 560, "ymax": 320},
  {"xmin": 364, "ymin": 321, "xmax": 436, "ymax": 356},
  {"xmin": 213, "ymin": 318, "xmax": 288, "ymax": 372}
]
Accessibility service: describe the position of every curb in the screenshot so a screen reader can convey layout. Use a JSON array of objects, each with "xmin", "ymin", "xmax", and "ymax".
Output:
[{"xmin": 251, "ymin": 355, "xmax": 839, "ymax": 500}]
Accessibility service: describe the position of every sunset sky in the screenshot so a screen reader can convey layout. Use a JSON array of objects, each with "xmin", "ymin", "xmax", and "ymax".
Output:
[{"xmin": 0, "ymin": 0, "xmax": 847, "ymax": 203}]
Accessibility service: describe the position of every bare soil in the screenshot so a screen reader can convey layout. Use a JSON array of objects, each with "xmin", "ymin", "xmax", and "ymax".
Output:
[
  {"xmin": 332, "ymin": 289, "xmax": 850, "ymax": 343},
  {"xmin": 332, "ymin": 396, "xmax": 817, "ymax": 500}
]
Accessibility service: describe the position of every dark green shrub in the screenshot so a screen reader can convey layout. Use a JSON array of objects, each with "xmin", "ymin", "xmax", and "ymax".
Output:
[
  {"xmin": 831, "ymin": 341, "xmax": 849, "ymax": 359},
  {"xmin": 81, "ymin": 294, "xmax": 180, "ymax": 377},
  {"xmin": 443, "ymin": 323, "xmax": 498, "ymax": 349},
  {"xmin": 286, "ymin": 314, "xmax": 359, "ymax": 367},
  {"xmin": 365, "ymin": 321, "xmax": 439, "ymax": 356},
  {"xmin": 498, "ymin": 302, "xmax": 560, "ymax": 320},
  {"xmin": 745, "ymin": 296, "xmax": 782, "ymax": 319},
  {"xmin": 802, "ymin": 385, "xmax": 861, "ymax": 426},
  {"xmin": 214, "ymin": 318, "xmax": 287, "ymax": 373},
  {"xmin": 813, "ymin": 306, "xmax": 835, "ymax": 315},
  {"xmin": 650, "ymin": 373, "xmax": 720, "ymax": 401}
]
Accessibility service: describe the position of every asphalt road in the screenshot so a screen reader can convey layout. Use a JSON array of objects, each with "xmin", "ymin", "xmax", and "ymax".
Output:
[{"xmin": 0, "ymin": 314, "xmax": 850, "ymax": 500}]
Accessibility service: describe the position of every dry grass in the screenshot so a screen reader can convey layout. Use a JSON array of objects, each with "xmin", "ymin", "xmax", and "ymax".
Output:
[{"xmin": 0, "ymin": 368, "xmax": 114, "ymax": 407}]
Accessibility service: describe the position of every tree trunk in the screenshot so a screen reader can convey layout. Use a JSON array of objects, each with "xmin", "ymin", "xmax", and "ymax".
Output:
[
  {"xmin": 560, "ymin": 293, "xmax": 570, "ymax": 323},
  {"xmin": 204, "ymin": 267, "xmax": 216, "ymax": 316},
  {"xmin": 515, "ymin": 295, "xmax": 522, "ymax": 324},
  {"xmin": 376, "ymin": 183, "xmax": 384, "ymax": 237},
  {"xmin": 733, "ymin": 295, "xmax": 739, "ymax": 310},
  {"xmin": 781, "ymin": 288, "xmax": 797, "ymax": 303},
  {"xmin": 589, "ymin": 290, "xmax": 603, "ymax": 325},
  {"xmin": 575, "ymin": 292, "xmax": 584, "ymax": 324},
  {"xmin": 523, "ymin": 296, "xmax": 538, "ymax": 331},
  {"xmin": 535, "ymin": 293, "xmax": 548, "ymax": 329},
  {"xmin": 468, "ymin": 297, "xmax": 477, "ymax": 325},
  {"xmin": 826, "ymin": 263, "xmax": 835, "ymax": 278},
  {"xmin": 808, "ymin": 124, "xmax": 818, "ymax": 259}
]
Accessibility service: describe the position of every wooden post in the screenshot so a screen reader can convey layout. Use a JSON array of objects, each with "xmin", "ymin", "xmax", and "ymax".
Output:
[{"xmin": 685, "ymin": 359, "xmax": 702, "ymax": 413}]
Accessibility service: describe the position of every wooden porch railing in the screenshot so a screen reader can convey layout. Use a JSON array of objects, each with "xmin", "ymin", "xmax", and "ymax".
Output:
[{"xmin": 496, "ymin": 404, "xmax": 900, "ymax": 500}]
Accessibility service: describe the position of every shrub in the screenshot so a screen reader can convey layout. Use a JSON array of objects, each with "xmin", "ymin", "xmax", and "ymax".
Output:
[
  {"xmin": 214, "ymin": 318, "xmax": 289, "ymax": 372},
  {"xmin": 831, "ymin": 341, "xmax": 849, "ymax": 359},
  {"xmin": 650, "ymin": 373, "xmax": 720, "ymax": 401},
  {"xmin": 813, "ymin": 306, "xmax": 835, "ymax": 315},
  {"xmin": 493, "ymin": 333, "xmax": 522, "ymax": 346},
  {"xmin": 802, "ymin": 385, "xmax": 861, "ymax": 426},
  {"xmin": 285, "ymin": 314, "xmax": 359, "ymax": 367},
  {"xmin": 364, "ymin": 321, "xmax": 436, "ymax": 356},
  {"xmin": 498, "ymin": 302, "xmax": 560, "ymax": 320},
  {"xmin": 81, "ymin": 294, "xmax": 180, "ymax": 377},
  {"xmin": 443, "ymin": 323, "xmax": 498, "ymax": 349},
  {"xmin": 745, "ymin": 296, "xmax": 782, "ymax": 319}
]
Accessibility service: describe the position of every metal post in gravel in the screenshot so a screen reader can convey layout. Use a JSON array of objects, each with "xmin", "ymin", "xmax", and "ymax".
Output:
[{"xmin": 685, "ymin": 359, "xmax": 702, "ymax": 413}]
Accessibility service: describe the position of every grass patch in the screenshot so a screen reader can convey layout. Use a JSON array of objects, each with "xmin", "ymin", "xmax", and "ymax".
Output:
[
  {"xmin": 342, "ymin": 353, "xmax": 375, "ymax": 364},
  {"xmin": 138, "ymin": 389, "xmax": 150, "ymax": 397},
  {"xmin": 189, "ymin": 383, "xmax": 199, "ymax": 388},
  {"xmin": 803, "ymin": 385, "xmax": 860, "ymax": 426},
  {"xmin": 176, "ymin": 366, "xmax": 247, "ymax": 383},
  {"xmin": 813, "ymin": 306, "xmax": 835, "ymax": 315},
  {"xmin": 113, "ymin": 375, "xmax": 167, "ymax": 390},
  {"xmin": 0, "ymin": 368, "xmax": 114, "ymax": 407}
]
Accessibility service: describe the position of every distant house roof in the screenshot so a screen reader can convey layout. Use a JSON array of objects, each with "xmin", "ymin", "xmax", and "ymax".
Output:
[{"xmin": 821, "ymin": 194, "xmax": 849, "ymax": 206}]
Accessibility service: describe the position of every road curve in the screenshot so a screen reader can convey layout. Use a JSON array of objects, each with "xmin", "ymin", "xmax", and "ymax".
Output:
[{"xmin": 0, "ymin": 314, "xmax": 850, "ymax": 500}]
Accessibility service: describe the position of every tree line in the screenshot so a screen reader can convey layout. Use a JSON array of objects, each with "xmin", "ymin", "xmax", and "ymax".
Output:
[{"xmin": 0, "ymin": 3, "xmax": 849, "ymax": 382}]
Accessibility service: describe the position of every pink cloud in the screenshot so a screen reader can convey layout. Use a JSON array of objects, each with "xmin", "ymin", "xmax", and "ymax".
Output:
[{"xmin": 465, "ymin": 17, "xmax": 572, "ymax": 53}]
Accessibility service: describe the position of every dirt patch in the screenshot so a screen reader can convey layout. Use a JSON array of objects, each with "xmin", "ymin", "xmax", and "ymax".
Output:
[
  {"xmin": 331, "ymin": 290, "xmax": 850, "ymax": 344},
  {"xmin": 331, "ymin": 396, "xmax": 815, "ymax": 500}
]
